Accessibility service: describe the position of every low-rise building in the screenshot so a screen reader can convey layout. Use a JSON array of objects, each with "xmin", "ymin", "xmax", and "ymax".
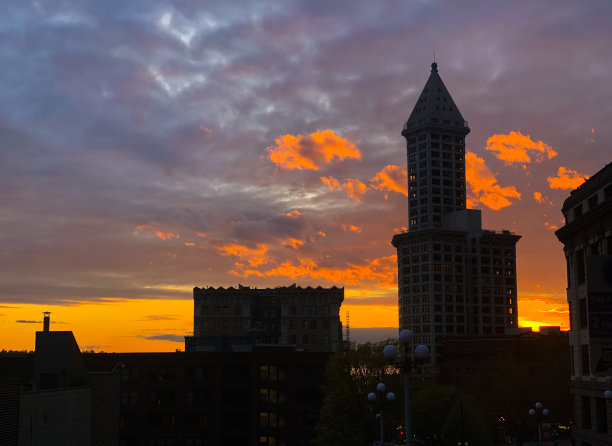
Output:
[{"xmin": 187, "ymin": 284, "xmax": 344, "ymax": 352}]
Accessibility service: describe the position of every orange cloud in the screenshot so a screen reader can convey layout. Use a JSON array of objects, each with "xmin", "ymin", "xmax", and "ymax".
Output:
[
  {"xmin": 465, "ymin": 152, "xmax": 521, "ymax": 210},
  {"xmin": 533, "ymin": 191, "xmax": 553, "ymax": 206},
  {"xmin": 266, "ymin": 129, "xmax": 361, "ymax": 170},
  {"xmin": 281, "ymin": 210, "xmax": 302, "ymax": 218},
  {"xmin": 217, "ymin": 243, "xmax": 269, "ymax": 267},
  {"xmin": 321, "ymin": 176, "xmax": 367, "ymax": 201},
  {"xmin": 156, "ymin": 232, "xmax": 180, "ymax": 240},
  {"xmin": 320, "ymin": 176, "xmax": 342, "ymax": 190},
  {"xmin": 233, "ymin": 255, "xmax": 397, "ymax": 289},
  {"xmin": 184, "ymin": 242, "xmax": 195, "ymax": 247},
  {"xmin": 544, "ymin": 222, "xmax": 559, "ymax": 230},
  {"xmin": 485, "ymin": 131, "xmax": 557, "ymax": 165},
  {"xmin": 282, "ymin": 238, "xmax": 304, "ymax": 250},
  {"xmin": 343, "ymin": 178, "xmax": 368, "ymax": 202},
  {"xmin": 370, "ymin": 164, "xmax": 408, "ymax": 196},
  {"xmin": 135, "ymin": 224, "xmax": 180, "ymax": 240},
  {"xmin": 341, "ymin": 224, "xmax": 362, "ymax": 233},
  {"xmin": 547, "ymin": 167, "xmax": 589, "ymax": 190}
]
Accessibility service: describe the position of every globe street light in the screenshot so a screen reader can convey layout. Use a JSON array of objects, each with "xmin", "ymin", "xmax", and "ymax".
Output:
[
  {"xmin": 383, "ymin": 329, "xmax": 430, "ymax": 446},
  {"xmin": 529, "ymin": 402, "xmax": 549, "ymax": 446},
  {"xmin": 368, "ymin": 382, "xmax": 396, "ymax": 446}
]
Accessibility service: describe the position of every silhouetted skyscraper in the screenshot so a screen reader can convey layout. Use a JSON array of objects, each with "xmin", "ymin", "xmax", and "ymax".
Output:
[{"xmin": 392, "ymin": 63, "xmax": 521, "ymax": 362}]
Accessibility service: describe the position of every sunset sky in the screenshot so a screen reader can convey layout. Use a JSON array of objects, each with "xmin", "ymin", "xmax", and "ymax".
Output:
[{"xmin": 1, "ymin": 1, "xmax": 611, "ymax": 352}]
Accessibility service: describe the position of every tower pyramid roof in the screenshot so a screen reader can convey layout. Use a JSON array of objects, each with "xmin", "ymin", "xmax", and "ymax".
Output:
[{"xmin": 403, "ymin": 62, "xmax": 468, "ymax": 134}]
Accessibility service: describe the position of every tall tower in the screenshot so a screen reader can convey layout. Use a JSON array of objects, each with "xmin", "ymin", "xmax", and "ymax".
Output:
[
  {"xmin": 392, "ymin": 63, "xmax": 521, "ymax": 362},
  {"xmin": 402, "ymin": 62, "xmax": 470, "ymax": 230}
]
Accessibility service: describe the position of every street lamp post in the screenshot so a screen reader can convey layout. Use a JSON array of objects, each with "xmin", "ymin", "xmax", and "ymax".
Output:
[
  {"xmin": 368, "ymin": 382, "xmax": 396, "ymax": 446},
  {"xmin": 528, "ymin": 401, "xmax": 549, "ymax": 446},
  {"xmin": 383, "ymin": 329, "xmax": 429, "ymax": 446}
]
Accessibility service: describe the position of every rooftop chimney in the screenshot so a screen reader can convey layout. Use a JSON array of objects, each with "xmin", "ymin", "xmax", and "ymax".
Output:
[{"xmin": 43, "ymin": 312, "xmax": 50, "ymax": 332}]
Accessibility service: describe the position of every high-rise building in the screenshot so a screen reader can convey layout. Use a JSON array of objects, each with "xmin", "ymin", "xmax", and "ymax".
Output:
[
  {"xmin": 392, "ymin": 63, "xmax": 521, "ymax": 362},
  {"xmin": 186, "ymin": 284, "xmax": 344, "ymax": 353},
  {"xmin": 555, "ymin": 162, "xmax": 612, "ymax": 445}
]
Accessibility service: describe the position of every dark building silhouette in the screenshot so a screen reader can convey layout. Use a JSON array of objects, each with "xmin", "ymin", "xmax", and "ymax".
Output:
[
  {"xmin": 3, "ymin": 310, "xmax": 333, "ymax": 446},
  {"xmin": 0, "ymin": 316, "xmax": 119, "ymax": 446},
  {"xmin": 439, "ymin": 328, "xmax": 571, "ymax": 442},
  {"xmin": 392, "ymin": 63, "xmax": 521, "ymax": 362},
  {"xmin": 186, "ymin": 284, "xmax": 344, "ymax": 353},
  {"xmin": 555, "ymin": 162, "xmax": 612, "ymax": 445},
  {"xmin": 84, "ymin": 347, "xmax": 329, "ymax": 446}
]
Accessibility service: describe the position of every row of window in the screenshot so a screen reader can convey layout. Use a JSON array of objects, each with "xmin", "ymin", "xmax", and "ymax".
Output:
[
  {"xmin": 408, "ymin": 133, "xmax": 464, "ymax": 144},
  {"xmin": 402, "ymin": 324, "xmax": 513, "ymax": 337},
  {"xmin": 569, "ymin": 184, "xmax": 612, "ymax": 223},
  {"xmin": 405, "ymin": 305, "xmax": 513, "ymax": 315}
]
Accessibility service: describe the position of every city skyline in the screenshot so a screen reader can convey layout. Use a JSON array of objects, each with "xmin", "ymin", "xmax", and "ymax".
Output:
[{"xmin": 1, "ymin": 1, "xmax": 612, "ymax": 352}]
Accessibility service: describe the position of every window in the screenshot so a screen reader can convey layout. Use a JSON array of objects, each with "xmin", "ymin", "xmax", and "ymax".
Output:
[
  {"xmin": 186, "ymin": 389, "xmax": 212, "ymax": 405},
  {"xmin": 260, "ymin": 412, "xmax": 284, "ymax": 428},
  {"xmin": 121, "ymin": 367, "xmax": 139, "ymax": 382},
  {"xmin": 147, "ymin": 413, "xmax": 176, "ymax": 429},
  {"xmin": 581, "ymin": 395, "xmax": 592, "ymax": 429},
  {"xmin": 577, "ymin": 249, "xmax": 586, "ymax": 284},
  {"xmin": 148, "ymin": 389, "xmax": 175, "ymax": 405},
  {"xmin": 186, "ymin": 365, "xmax": 209, "ymax": 381},
  {"xmin": 579, "ymin": 298, "xmax": 588, "ymax": 328},
  {"xmin": 595, "ymin": 397, "xmax": 608, "ymax": 433},
  {"xmin": 588, "ymin": 194, "xmax": 598, "ymax": 209},
  {"xmin": 260, "ymin": 365, "xmax": 286, "ymax": 382},
  {"xmin": 121, "ymin": 390, "xmax": 138, "ymax": 405},
  {"xmin": 149, "ymin": 366, "xmax": 174, "ymax": 382},
  {"xmin": 581, "ymin": 345, "xmax": 590, "ymax": 376},
  {"xmin": 185, "ymin": 413, "xmax": 207, "ymax": 429},
  {"xmin": 574, "ymin": 204, "xmax": 583, "ymax": 218}
]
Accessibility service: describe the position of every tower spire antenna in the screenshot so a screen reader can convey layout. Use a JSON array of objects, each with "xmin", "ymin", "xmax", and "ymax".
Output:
[{"xmin": 433, "ymin": 51, "xmax": 436, "ymax": 63}]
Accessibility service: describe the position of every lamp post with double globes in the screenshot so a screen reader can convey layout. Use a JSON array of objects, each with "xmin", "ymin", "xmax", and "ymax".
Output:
[
  {"xmin": 368, "ymin": 382, "xmax": 396, "ymax": 446},
  {"xmin": 383, "ymin": 329, "xmax": 430, "ymax": 446},
  {"xmin": 528, "ymin": 402, "xmax": 549, "ymax": 446}
]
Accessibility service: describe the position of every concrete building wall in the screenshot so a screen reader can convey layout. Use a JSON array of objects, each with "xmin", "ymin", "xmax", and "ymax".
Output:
[{"xmin": 18, "ymin": 387, "xmax": 92, "ymax": 446}]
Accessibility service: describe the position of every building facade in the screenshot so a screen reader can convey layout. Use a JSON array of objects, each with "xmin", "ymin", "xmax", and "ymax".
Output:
[
  {"xmin": 439, "ymin": 329, "xmax": 571, "ymax": 443},
  {"xmin": 84, "ymin": 347, "xmax": 329, "ymax": 446},
  {"xmin": 187, "ymin": 285, "xmax": 344, "ymax": 353},
  {"xmin": 0, "ymin": 323, "xmax": 120, "ymax": 446},
  {"xmin": 392, "ymin": 63, "xmax": 521, "ymax": 362},
  {"xmin": 555, "ymin": 162, "xmax": 612, "ymax": 445}
]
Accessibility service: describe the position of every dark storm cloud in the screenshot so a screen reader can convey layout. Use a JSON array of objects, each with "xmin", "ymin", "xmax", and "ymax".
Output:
[{"xmin": 1, "ymin": 0, "xmax": 611, "ymax": 314}]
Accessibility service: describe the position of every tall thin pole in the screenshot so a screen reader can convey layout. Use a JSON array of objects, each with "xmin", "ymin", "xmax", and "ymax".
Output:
[
  {"xmin": 460, "ymin": 400, "xmax": 464, "ymax": 445},
  {"xmin": 380, "ymin": 410, "xmax": 385, "ymax": 446},
  {"xmin": 404, "ymin": 370, "xmax": 411, "ymax": 446}
]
